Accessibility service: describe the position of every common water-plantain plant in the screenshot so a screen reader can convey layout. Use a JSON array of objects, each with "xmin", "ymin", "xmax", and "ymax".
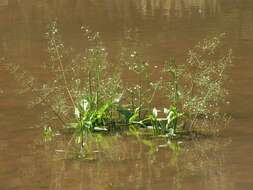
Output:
[
  {"xmin": 162, "ymin": 34, "xmax": 232, "ymax": 130},
  {"xmin": 147, "ymin": 106, "xmax": 183, "ymax": 136},
  {"xmin": 72, "ymin": 96, "xmax": 118, "ymax": 147},
  {"xmin": 3, "ymin": 22, "xmax": 232, "ymax": 156},
  {"xmin": 4, "ymin": 22, "xmax": 123, "ymax": 150}
]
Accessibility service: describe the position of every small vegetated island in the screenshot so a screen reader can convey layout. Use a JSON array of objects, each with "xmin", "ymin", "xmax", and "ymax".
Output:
[{"xmin": 4, "ymin": 22, "xmax": 232, "ymax": 159}]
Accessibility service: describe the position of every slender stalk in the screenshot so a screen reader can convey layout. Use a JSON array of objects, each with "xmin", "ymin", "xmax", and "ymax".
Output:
[
  {"xmin": 138, "ymin": 87, "xmax": 142, "ymax": 119},
  {"xmin": 95, "ymin": 63, "xmax": 101, "ymax": 111},
  {"xmin": 51, "ymin": 38, "xmax": 76, "ymax": 109},
  {"xmin": 131, "ymin": 91, "xmax": 134, "ymax": 112},
  {"xmin": 88, "ymin": 71, "xmax": 93, "ymax": 98}
]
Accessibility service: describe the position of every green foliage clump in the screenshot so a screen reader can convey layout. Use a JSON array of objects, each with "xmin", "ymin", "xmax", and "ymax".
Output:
[{"xmin": 4, "ymin": 22, "xmax": 232, "ymax": 156}]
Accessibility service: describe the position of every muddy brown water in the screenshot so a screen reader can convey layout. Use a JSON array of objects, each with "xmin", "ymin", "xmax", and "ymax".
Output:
[{"xmin": 0, "ymin": 0, "xmax": 253, "ymax": 189}]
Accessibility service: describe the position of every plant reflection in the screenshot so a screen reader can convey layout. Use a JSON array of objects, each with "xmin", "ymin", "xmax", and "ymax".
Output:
[{"xmin": 29, "ymin": 136, "xmax": 233, "ymax": 190}]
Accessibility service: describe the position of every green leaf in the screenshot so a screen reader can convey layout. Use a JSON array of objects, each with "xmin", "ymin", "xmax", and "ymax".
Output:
[
  {"xmin": 164, "ymin": 108, "xmax": 169, "ymax": 115},
  {"xmin": 43, "ymin": 126, "xmax": 54, "ymax": 141},
  {"xmin": 117, "ymin": 107, "xmax": 133, "ymax": 122},
  {"xmin": 94, "ymin": 127, "xmax": 108, "ymax": 132},
  {"xmin": 74, "ymin": 107, "xmax": 80, "ymax": 118},
  {"xmin": 152, "ymin": 107, "xmax": 158, "ymax": 118},
  {"xmin": 98, "ymin": 101, "xmax": 112, "ymax": 115},
  {"xmin": 129, "ymin": 107, "xmax": 140, "ymax": 123},
  {"xmin": 81, "ymin": 98, "xmax": 89, "ymax": 111}
]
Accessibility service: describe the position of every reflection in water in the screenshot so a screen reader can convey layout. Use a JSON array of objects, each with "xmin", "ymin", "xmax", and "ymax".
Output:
[
  {"xmin": 3, "ymin": 134, "xmax": 233, "ymax": 189},
  {"xmin": 173, "ymin": 139, "xmax": 233, "ymax": 190},
  {"xmin": 0, "ymin": 0, "xmax": 252, "ymax": 23},
  {"xmin": 1, "ymin": 0, "xmax": 253, "ymax": 64},
  {"xmin": 102, "ymin": 0, "xmax": 220, "ymax": 18},
  {"xmin": 33, "ymin": 137, "xmax": 232, "ymax": 190}
]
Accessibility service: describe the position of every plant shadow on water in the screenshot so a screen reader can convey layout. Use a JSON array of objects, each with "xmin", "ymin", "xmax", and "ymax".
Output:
[{"xmin": 2, "ymin": 21, "xmax": 232, "ymax": 161}]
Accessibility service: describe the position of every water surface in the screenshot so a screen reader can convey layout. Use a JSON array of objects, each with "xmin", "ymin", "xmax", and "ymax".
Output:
[{"xmin": 1, "ymin": 0, "xmax": 253, "ymax": 189}]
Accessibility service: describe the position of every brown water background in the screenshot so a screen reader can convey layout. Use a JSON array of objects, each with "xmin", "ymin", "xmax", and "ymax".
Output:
[{"xmin": 0, "ymin": 0, "xmax": 253, "ymax": 189}]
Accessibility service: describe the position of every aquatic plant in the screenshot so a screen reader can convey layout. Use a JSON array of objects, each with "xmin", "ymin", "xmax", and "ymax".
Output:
[
  {"xmin": 119, "ymin": 33, "xmax": 232, "ymax": 136},
  {"xmin": 162, "ymin": 34, "xmax": 232, "ymax": 129},
  {"xmin": 120, "ymin": 37, "xmax": 162, "ymax": 119},
  {"xmin": 4, "ymin": 22, "xmax": 123, "ymax": 150},
  {"xmin": 4, "ymin": 22, "xmax": 232, "ymax": 155}
]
